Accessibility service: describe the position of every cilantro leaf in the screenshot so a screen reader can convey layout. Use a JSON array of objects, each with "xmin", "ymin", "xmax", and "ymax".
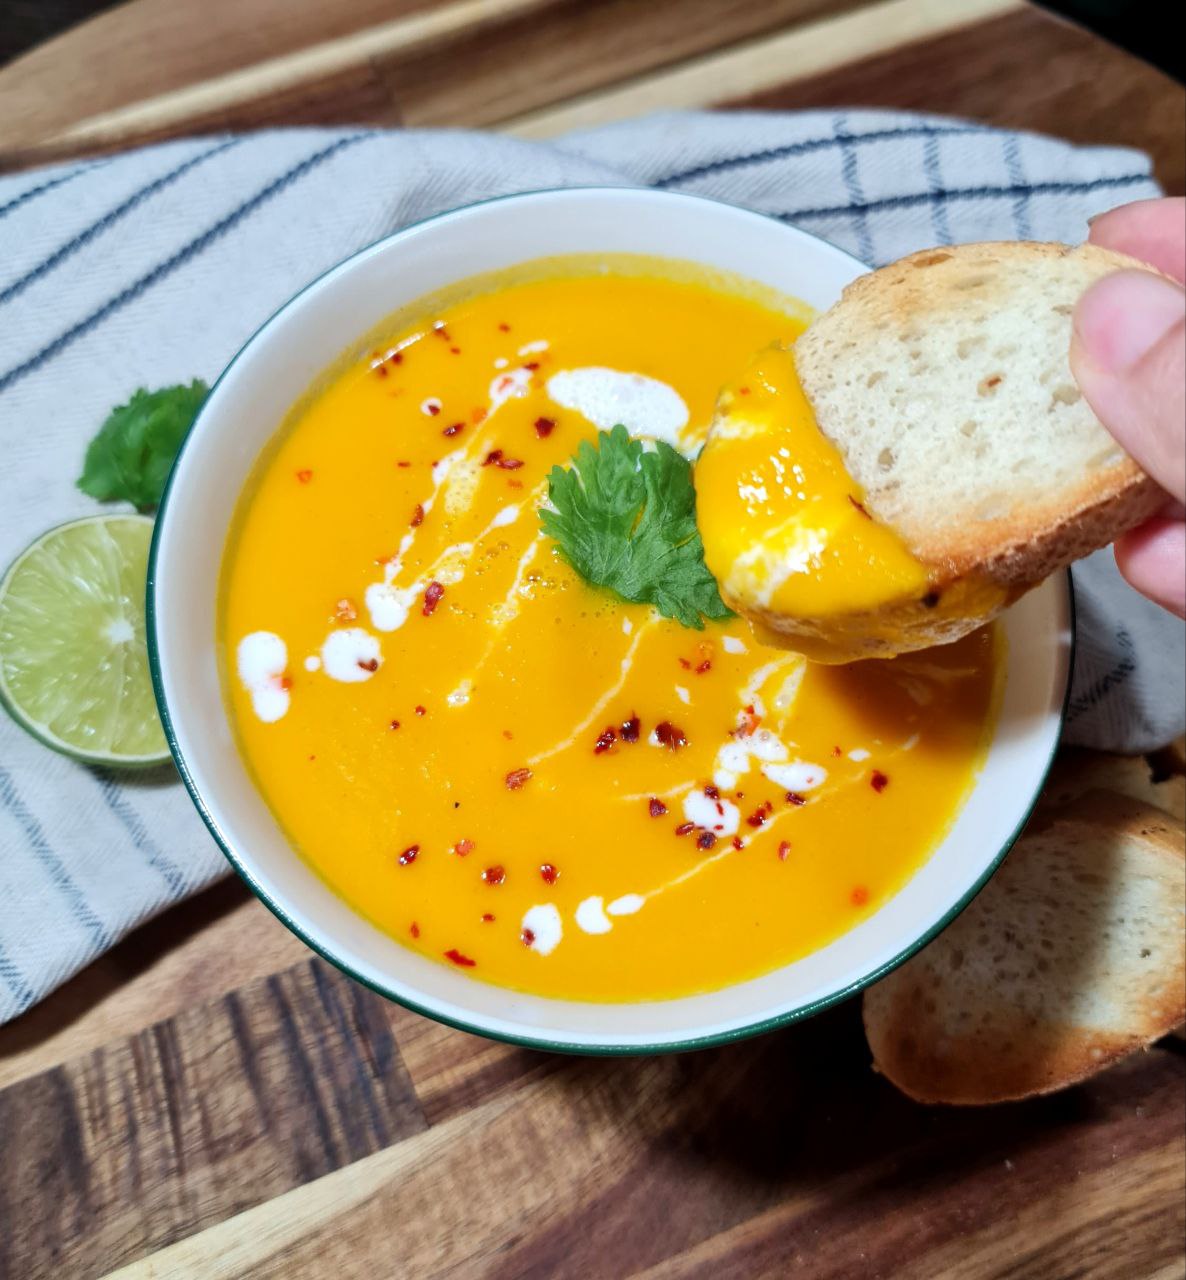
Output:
[
  {"xmin": 77, "ymin": 381, "xmax": 208, "ymax": 511},
  {"xmin": 540, "ymin": 425, "xmax": 732, "ymax": 630}
]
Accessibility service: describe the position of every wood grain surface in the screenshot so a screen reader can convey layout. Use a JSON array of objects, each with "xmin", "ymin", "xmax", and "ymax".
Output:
[{"xmin": 0, "ymin": 1, "xmax": 1184, "ymax": 1276}]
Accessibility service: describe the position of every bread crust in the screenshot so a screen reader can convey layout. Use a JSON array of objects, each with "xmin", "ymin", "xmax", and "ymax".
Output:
[
  {"xmin": 789, "ymin": 242, "xmax": 1167, "ymax": 645},
  {"xmin": 862, "ymin": 792, "xmax": 1186, "ymax": 1105}
]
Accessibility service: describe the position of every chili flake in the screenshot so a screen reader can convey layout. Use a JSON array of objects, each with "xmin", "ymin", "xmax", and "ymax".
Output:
[
  {"xmin": 654, "ymin": 721, "xmax": 688, "ymax": 751},
  {"xmin": 695, "ymin": 660, "xmax": 712, "ymax": 675},
  {"xmin": 483, "ymin": 449, "xmax": 525, "ymax": 470},
  {"xmin": 521, "ymin": 927, "xmax": 536, "ymax": 947},
  {"xmin": 704, "ymin": 784, "xmax": 720, "ymax": 800},
  {"xmin": 453, "ymin": 838, "xmax": 475, "ymax": 857},
  {"xmin": 481, "ymin": 865, "xmax": 506, "ymax": 886},
  {"xmin": 786, "ymin": 792, "xmax": 806, "ymax": 807},
  {"xmin": 422, "ymin": 581, "xmax": 445, "ymax": 616},
  {"xmin": 648, "ymin": 797, "xmax": 667, "ymax": 818},
  {"xmin": 296, "ymin": 469, "xmax": 313, "ymax": 483},
  {"xmin": 410, "ymin": 921, "xmax": 420, "ymax": 938},
  {"xmin": 357, "ymin": 657, "xmax": 379, "ymax": 673},
  {"xmin": 674, "ymin": 822, "xmax": 695, "ymax": 837},
  {"xmin": 390, "ymin": 719, "xmax": 401, "ymax": 730},
  {"xmin": 697, "ymin": 830, "xmax": 717, "ymax": 851},
  {"xmin": 444, "ymin": 949, "xmax": 476, "ymax": 967},
  {"xmin": 870, "ymin": 770, "xmax": 890, "ymax": 793},
  {"xmin": 334, "ymin": 598, "xmax": 358, "ymax": 623},
  {"xmin": 534, "ymin": 417, "xmax": 556, "ymax": 438},
  {"xmin": 415, "ymin": 704, "xmax": 427, "ymax": 716},
  {"xmin": 851, "ymin": 885, "xmax": 870, "ymax": 906},
  {"xmin": 539, "ymin": 863, "xmax": 559, "ymax": 885},
  {"xmin": 481, "ymin": 913, "xmax": 495, "ymax": 923},
  {"xmin": 472, "ymin": 407, "xmax": 487, "ymax": 424},
  {"xmin": 410, "ymin": 503, "xmax": 425, "ymax": 528},
  {"xmin": 399, "ymin": 844, "xmax": 420, "ymax": 866},
  {"xmin": 620, "ymin": 715, "xmax": 641, "ymax": 743},
  {"xmin": 778, "ymin": 841, "xmax": 792, "ymax": 862},
  {"xmin": 498, "ymin": 322, "xmax": 511, "ymax": 332},
  {"xmin": 505, "ymin": 767, "xmax": 532, "ymax": 790},
  {"xmin": 732, "ymin": 836, "xmax": 744, "ymax": 850},
  {"xmin": 442, "ymin": 422, "xmax": 464, "ymax": 437},
  {"xmin": 594, "ymin": 726, "xmax": 617, "ymax": 754}
]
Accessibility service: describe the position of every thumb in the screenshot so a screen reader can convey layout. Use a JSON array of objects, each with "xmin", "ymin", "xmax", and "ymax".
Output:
[{"xmin": 1070, "ymin": 269, "xmax": 1186, "ymax": 504}]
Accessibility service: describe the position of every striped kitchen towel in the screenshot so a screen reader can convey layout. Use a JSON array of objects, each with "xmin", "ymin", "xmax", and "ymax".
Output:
[{"xmin": 0, "ymin": 110, "xmax": 1182, "ymax": 1023}]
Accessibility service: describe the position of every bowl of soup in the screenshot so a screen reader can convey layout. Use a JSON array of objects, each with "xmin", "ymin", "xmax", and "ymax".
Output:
[{"xmin": 149, "ymin": 188, "xmax": 1072, "ymax": 1052}]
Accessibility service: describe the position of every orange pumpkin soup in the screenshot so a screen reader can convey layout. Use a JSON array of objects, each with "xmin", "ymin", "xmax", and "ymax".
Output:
[{"xmin": 221, "ymin": 260, "xmax": 1000, "ymax": 1002}]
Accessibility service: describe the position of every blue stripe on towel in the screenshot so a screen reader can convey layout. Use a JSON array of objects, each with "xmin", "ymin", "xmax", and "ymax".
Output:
[
  {"xmin": 0, "ymin": 158, "xmax": 114, "ymax": 221},
  {"xmin": 0, "ymin": 138, "xmax": 244, "ymax": 308},
  {"xmin": 0, "ymin": 132, "xmax": 374, "ymax": 397},
  {"xmin": 653, "ymin": 123, "xmax": 991, "ymax": 189},
  {"xmin": 833, "ymin": 114, "xmax": 876, "ymax": 263},
  {"xmin": 1003, "ymin": 135, "xmax": 1033, "ymax": 239},
  {"xmin": 0, "ymin": 765, "xmax": 111, "ymax": 951},
  {"xmin": 0, "ymin": 939, "xmax": 35, "ymax": 1011},
  {"xmin": 97, "ymin": 778, "xmax": 188, "ymax": 897}
]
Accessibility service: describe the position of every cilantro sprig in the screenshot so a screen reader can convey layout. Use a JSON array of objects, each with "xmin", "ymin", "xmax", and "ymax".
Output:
[
  {"xmin": 540, "ymin": 425, "xmax": 732, "ymax": 630},
  {"xmin": 77, "ymin": 381, "xmax": 208, "ymax": 511}
]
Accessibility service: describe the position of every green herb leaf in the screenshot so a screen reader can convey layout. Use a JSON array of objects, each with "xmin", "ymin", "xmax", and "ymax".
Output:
[
  {"xmin": 77, "ymin": 381, "xmax": 209, "ymax": 511},
  {"xmin": 540, "ymin": 425, "xmax": 732, "ymax": 630}
]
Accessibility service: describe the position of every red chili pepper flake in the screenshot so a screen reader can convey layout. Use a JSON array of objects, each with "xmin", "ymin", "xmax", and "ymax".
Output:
[
  {"xmin": 534, "ymin": 416, "xmax": 556, "ymax": 438},
  {"xmin": 786, "ymin": 791, "xmax": 806, "ymax": 807},
  {"xmin": 444, "ymin": 948, "xmax": 476, "ymax": 967},
  {"xmin": 389, "ymin": 719, "xmax": 401, "ymax": 730},
  {"xmin": 848, "ymin": 495, "xmax": 872, "ymax": 519},
  {"xmin": 648, "ymin": 797, "xmax": 668, "ymax": 818},
  {"xmin": 674, "ymin": 822, "xmax": 695, "ymax": 837},
  {"xmin": 422, "ymin": 581, "xmax": 445, "ymax": 617},
  {"xmin": 374, "ymin": 364, "xmax": 388, "ymax": 378},
  {"xmin": 507, "ymin": 479, "xmax": 524, "ymax": 489},
  {"xmin": 498, "ymin": 322, "xmax": 511, "ymax": 332},
  {"xmin": 357, "ymin": 657, "xmax": 379, "ymax": 673},
  {"xmin": 505, "ymin": 767, "xmax": 532, "ymax": 790},
  {"xmin": 832, "ymin": 745, "xmax": 843, "ymax": 757},
  {"xmin": 296, "ymin": 468, "xmax": 313, "ymax": 483},
  {"xmin": 520, "ymin": 927, "xmax": 536, "ymax": 947},
  {"xmin": 389, "ymin": 351, "xmax": 403, "ymax": 365},
  {"xmin": 704, "ymin": 784, "xmax": 720, "ymax": 800},
  {"xmin": 746, "ymin": 809, "xmax": 767, "ymax": 829},
  {"xmin": 278, "ymin": 674, "xmax": 293, "ymax": 691},
  {"xmin": 539, "ymin": 863, "xmax": 559, "ymax": 885},
  {"xmin": 502, "ymin": 729, "xmax": 513, "ymax": 740},
  {"xmin": 481, "ymin": 913, "xmax": 495, "ymax": 923},
  {"xmin": 870, "ymin": 770, "xmax": 890, "ymax": 793},
  {"xmin": 654, "ymin": 721, "xmax": 688, "ymax": 751},
  {"xmin": 410, "ymin": 921, "xmax": 420, "ymax": 938},
  {"xmin": 594, "ymin": 726, "xmax": 617, "ymax": 754},
  {"xmin": 851, "ymin": 885, "xmax": 870, "ymax": 907},
  {"xmin": 483, "ymin": 449, "xmax": 525, "ymax": 470},
  {"xmin": 481, "ymin": 865, "xmax": 506, "ymax": 886},
  {"xmin": 523, "ymin": 361, "xmax": 540, "ymax": 372},
  {"xmin": 732, "ymin": 836, "xmax": 744, "ymax": 850},
  {"xmin": 739, "ymin": 385, "xmax": 751, "ymax": 395},
  {"xmin": 399, "ymin": 844, "xmax": 420, "ymax": 866},
  {"xmin": 737, "ymin": 705, "xmax": 761, "ymax": 737},
  {"xmin": 678, "ymin": 657, "xmax": 692, "ymax": 670},
  {"xmin": 442, "ymin": 422, "xmax": 464, "ymax": 437},
  {"xmin": 697, "ymin": 830, "xmax": 717, "ymax": 851},
  {"xmin": 410, "ymin": 502, "xmax": 425, "ymax": 527},
  {"xmin": 334, "ymin": 598, "xmax": 358, "ymax": 622},
  {"xmin": 415, "ymin": 704, "xmax": 427, "ymax": 716},
  {"xmin": 450, "ymin": 347, "xmax": 462, "ymax": 355},
  {"xmin": 396, "ymin": 460, "xmax": 411, "ymax": 467},
  {"xmin": 453, "ymin": 838, "xmax": 475, "ymax": 857},
  {"xmin": 432, "ymin": 322, "xmax": 450, "ymax": 340},
  {"xmin": 472, "ymin": 407, "xmax": 487, "ymax": 424},
  {"xmin": 695, "ymin": 660, "xmax": 712, "ymax": 675},
  {"xmin": 620, "ymin": 714, "xmax": 640, "ymax": 743},
  {"xmin": 778, "ymin": 841, "xmax": 792, "ymax": 862}
]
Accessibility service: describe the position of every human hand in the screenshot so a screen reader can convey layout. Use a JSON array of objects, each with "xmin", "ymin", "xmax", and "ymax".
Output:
[{"xmin": 1070, "ymin": 197, "xmax": 1185, "ymax": 618}]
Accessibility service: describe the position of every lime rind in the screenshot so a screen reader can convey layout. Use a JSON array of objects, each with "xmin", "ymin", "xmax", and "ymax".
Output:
[{"xmin": 0, "ymin": 514, "xmax": 171, "ymax": 768}]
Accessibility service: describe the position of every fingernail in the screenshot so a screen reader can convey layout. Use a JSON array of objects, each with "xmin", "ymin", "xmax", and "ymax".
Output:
[{"xmin": 1073, "ymin": 269, "xmax": 1185, "ymax": 373}]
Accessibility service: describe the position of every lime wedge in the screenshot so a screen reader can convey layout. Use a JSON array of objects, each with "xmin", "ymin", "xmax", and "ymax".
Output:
[{"xmin": 0, "ymin": 514, "xmax": 170, "ymax": 767}]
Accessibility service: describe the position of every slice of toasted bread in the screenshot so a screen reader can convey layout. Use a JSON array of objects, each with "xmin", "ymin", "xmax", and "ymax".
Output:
[
  {"xmin": 797, "ymin": 242, "xmax": 1164, "ymax": 586},
  {"xmin": 862, "ymin": 791, "xmax": 1185, "ymax": 1105}
]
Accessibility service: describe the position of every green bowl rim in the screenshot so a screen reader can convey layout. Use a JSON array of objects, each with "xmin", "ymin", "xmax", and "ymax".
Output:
[{"xmin": 146, "ymin": 186, "xmax": 1074, "ymax": 1056}]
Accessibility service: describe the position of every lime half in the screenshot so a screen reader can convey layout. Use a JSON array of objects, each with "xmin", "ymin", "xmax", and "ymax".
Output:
[{"xmin": 0, "ymin": 514, "xmax": 170, "ymax": 767}]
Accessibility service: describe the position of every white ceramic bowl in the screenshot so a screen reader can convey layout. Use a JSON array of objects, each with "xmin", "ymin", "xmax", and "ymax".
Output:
[{"xmin": 149, "ymin": 188, "xmax": 1072, "ymax": 1054}]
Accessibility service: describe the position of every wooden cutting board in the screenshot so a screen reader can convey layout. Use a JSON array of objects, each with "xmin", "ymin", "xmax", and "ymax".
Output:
[{"xmin": 0, "ymin": 2, "xmax": 1183, "ymax": 1275}]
